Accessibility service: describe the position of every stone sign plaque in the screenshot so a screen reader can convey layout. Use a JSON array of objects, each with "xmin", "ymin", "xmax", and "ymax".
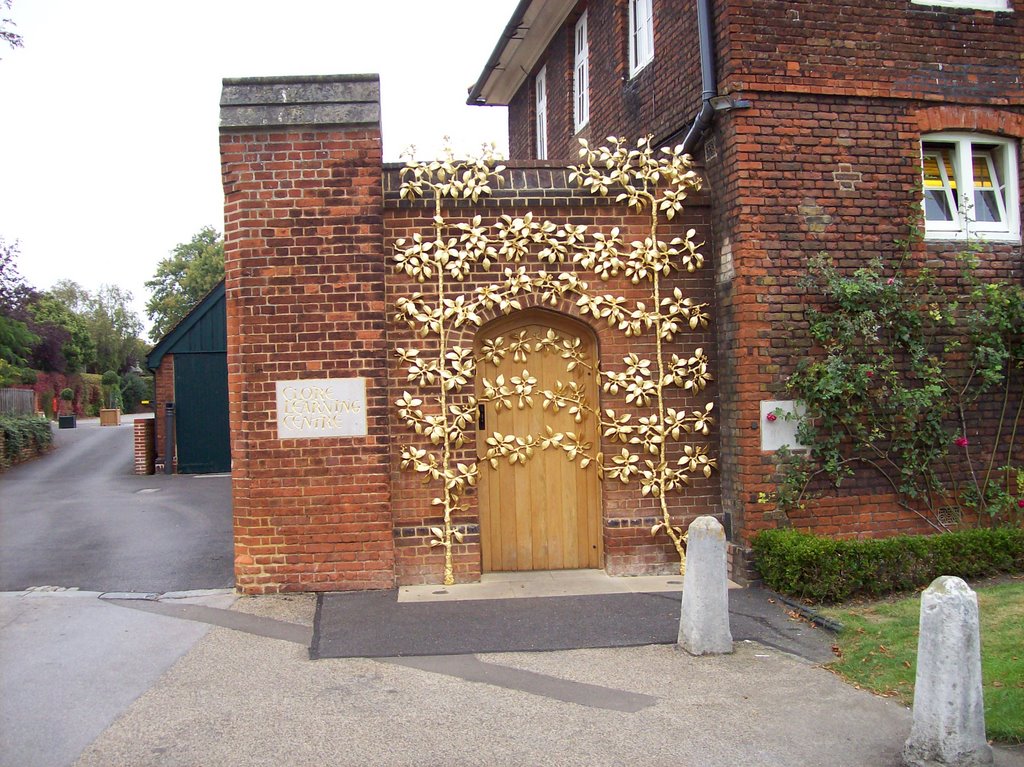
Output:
[{"xmin": 276, "ymin": 378, "xmax": 368, "ymax": 439}]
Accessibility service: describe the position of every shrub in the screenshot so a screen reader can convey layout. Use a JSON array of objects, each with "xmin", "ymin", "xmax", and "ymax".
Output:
[
  {"xmin": 81, "ymin": 372, "xmax": 102, "ymax": 416},
  {"xmin": 100, "ymin": 370, "xmax": 123, "ymax": 410},
  {"xmin": 753, "ymin": 528, "xmax": 1024, "ymax": 603},
  {"xmin": 119, "ymin": 371, "xmax": 151, "ymax": 414},
  {"xmin": 0, "ymin": 414, "xmax": 53, "ymax": 470}
]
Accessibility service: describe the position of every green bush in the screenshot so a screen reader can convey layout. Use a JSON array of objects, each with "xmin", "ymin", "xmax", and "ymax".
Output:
[
  {"xmin": 81, "ymin": 372, "xmax": 103, "ymax": 416},
  {"xmin": 119, "ymin": 371, "xmax": 151, "ymax": 414},
  {"xmin": 753, "ymin": 528, "xmax": 1024, "ymax": 604},
  {"xmin": 0, "ymin": 414, "xmax": 53, "ymax": 470}
]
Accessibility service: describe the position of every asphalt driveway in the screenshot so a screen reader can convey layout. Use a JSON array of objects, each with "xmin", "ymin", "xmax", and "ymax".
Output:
[{"xmin": 0, "ymin": 417, "xmax": 233, "ymax": 592}]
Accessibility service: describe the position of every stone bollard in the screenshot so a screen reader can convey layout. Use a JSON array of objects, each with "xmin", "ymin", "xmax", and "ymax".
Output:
[
  {"xmin": 903, "ymin": 576, "xmax": 992, "ymax": 767},
  {"xmin": 677, "ymin": 515, "xmax": 733, "ymax": 655}
]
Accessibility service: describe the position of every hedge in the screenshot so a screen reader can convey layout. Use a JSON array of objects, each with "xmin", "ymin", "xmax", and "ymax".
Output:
[
  {"xmin": 752, "ymin": 527, "xmax": 1024, "ymax": 604},
  {"xmin": 0, "ymin": 414, "xmax": 54, "ymax": 470}
]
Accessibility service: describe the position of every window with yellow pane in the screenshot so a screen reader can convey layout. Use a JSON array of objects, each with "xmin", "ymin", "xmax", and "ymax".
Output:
[{"xmin": 921, "ymin": 133, "xmax": 1020, "ymax": 241}]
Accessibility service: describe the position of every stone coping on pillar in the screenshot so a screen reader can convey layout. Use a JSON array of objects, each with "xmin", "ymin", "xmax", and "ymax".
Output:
[{"xmin": 220, "ymin": 73, "xmax": 381, "ymax": 131}]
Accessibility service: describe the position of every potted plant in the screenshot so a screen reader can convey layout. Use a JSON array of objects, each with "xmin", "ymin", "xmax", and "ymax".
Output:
[
  {"xmin": 99, "ymin": 370, "xmax": 122, "ymax": 426},
  {"xmin": 58, "ymin": 387, "xmax": 76, "ymax": 429}
]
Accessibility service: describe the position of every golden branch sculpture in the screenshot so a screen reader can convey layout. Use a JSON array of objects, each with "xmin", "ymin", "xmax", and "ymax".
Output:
[{"xmin": 393, "ymin": 138, "xmax": 716, "ymax": 584}]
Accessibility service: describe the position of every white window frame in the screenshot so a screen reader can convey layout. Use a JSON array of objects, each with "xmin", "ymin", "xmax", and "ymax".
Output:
[
  {"xmin": 573, "ymin": 11, "xmax": 590, "ymax": 133},
  {"xmin": 535, "ymin": 65, "xmax": 548, "ymax": 160},
  {"xmin": 921, "ymin": 132, "xmax": 1020, "ymax": 242},
  {"xmin": 911, "ymin": 0, "xmax": 1010, "ymax": 11},
  {"xmin": 628, "ymin": 0, "xmax": 654, "ymax": 77}
]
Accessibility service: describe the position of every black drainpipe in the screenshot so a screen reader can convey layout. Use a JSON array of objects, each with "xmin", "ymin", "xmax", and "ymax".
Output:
[{"xmin": 679, "ymin": 0, "xmax": 717, "ymax": 155}]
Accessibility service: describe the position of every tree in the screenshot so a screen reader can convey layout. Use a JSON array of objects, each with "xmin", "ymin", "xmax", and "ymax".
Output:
[
  {"xmin": 1, "ymin": 0, "xmax": 23, "ymax": 55},
  {"xmin": 28, "ymin": 294, "xmax": 96, "ymax": 373},
  {"xmin": 0, "ymin": 237, "xmax": 36, "ymax": 383},
  {"xmin": 46, "ymin": 279, "xmax": 90, "ymax": 316},
  {"xmin": 0, "ymin": 246, "xmax": 144, "ymax": 379},
  {"xmin": 0, "ymin": 236, "xmax": 31, "ymax": 314},
  {"xmin": 88, "ymin": 284, "xmax": 144, "ymax": 373},
  {"xmin": 0, "ymin": 318, "xmax": 34, "ymax": 384},
  {"xmin": 145, "ymin": 227, "xmax": 225, "ymax": 341},
  {"xmin": 48, "ymin": 279, "xmax": 144, "ymax": 374}
]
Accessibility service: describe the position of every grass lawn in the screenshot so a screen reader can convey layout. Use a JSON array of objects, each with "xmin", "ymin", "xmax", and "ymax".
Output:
[{"xmin": 820, "ymin": 579, "xmax": 1024, "ymax": 745}]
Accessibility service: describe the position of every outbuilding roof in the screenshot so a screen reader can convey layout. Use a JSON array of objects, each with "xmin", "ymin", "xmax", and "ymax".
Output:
[{"xmin": 146, "ymin": 280, "xmax": 226, "ymax": 370}]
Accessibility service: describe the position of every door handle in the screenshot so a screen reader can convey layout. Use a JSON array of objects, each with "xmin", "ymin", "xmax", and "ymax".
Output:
[{"xmin": 478, "ymin": 403, "xmax": 485, "ymax": 430}]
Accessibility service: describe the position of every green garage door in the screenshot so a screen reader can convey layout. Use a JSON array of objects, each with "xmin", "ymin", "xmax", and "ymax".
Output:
[{"xmin": 173, "ymin": 353, "xmax": 231, "ymax": 474}]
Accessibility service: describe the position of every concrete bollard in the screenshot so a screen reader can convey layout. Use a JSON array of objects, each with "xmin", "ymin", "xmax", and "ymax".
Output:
[
  {"xmin": 678, "ymin": 515, "xmax": 733, "ymax": 655},
  {"xmin": 903, "ymin": 576, "xmax": 992, "ymax": 767}
]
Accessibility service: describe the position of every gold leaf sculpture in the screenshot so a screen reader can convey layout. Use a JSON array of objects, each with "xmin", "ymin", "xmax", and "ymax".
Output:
[{"xmin": 393, "ymin": 137, "xmax": 716, "ymax": 583}]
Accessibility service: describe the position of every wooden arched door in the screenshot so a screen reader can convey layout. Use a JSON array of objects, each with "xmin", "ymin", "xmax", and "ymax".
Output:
[{"xmin": 476, "ymin": 310, "xmax": 602, "ymax": 572}]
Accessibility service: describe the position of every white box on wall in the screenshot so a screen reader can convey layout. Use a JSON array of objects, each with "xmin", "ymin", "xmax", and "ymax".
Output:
[{"xmin": 760, "ymin": 400, "xmax": 807, "ymax": 452}]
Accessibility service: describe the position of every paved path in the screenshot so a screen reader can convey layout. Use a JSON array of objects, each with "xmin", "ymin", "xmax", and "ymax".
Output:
[
  {"xmin": 0, "ymin": 588, "xmax": 236, "ymax": 767},
  {"xmin": 0, "ymin": 418, "xmax": 232, "ymax": 592},
  {"xmin": 4, "ymin": 424, "xmax": 1022, "ymax": 766},
  {"xmin": 68, "ymin": 594, "xmax": 1024, "ymax": 767}
]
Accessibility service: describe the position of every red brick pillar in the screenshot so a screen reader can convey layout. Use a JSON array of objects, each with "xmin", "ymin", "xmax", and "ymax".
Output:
[
  {"xmin": 152, "ymin": 355, "xmax": 174, "ymax": 472},
  {"xmin": 133, "ymin": 418, "xmax": 154, "ymax": 475},
  {"xmin": 219, "ymin": 75, "xmax": 394, "ymax": 593}
]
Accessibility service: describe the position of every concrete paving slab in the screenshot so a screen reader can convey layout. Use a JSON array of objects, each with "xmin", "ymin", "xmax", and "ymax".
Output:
[
  {"xmin": 0, "ymin": 590, "xmax": 235, "ymax": 767},
  {"xmin": 398, "ymin": 568, "xmax": 739, "ymax": 602},
  {"xmin": 71, "ymin": 594, "xmax": 1024, "ymax": 767}
]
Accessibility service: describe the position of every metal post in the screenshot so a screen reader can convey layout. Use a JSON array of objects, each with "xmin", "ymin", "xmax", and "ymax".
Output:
[{"xmin": 164, "ymin": 402, "xmax": 175, "ymax": 475}]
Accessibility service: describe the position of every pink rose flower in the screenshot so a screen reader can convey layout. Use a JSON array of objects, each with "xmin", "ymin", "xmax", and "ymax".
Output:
[
  {"xmin": 954, "ymin": 436, "xmax": 969, "ymax": 447},
  {"xmin": 1018, "ymin": 499, "xmax": 1024, "ymax": 509},
  {"xmin": 766, "ymin": 412, "xmax": 778, "ymax": 423}
]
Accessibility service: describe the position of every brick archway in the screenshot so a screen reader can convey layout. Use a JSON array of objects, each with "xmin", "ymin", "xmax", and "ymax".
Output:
[{"xmin": 915, "ymin": 106, "xmax": 1024, "ymax": 138}]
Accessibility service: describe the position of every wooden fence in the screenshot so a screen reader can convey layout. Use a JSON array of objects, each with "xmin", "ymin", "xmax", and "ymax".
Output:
[{"xmin": 0, "ymin": 388, "xmax": 35, "ymax": 416}]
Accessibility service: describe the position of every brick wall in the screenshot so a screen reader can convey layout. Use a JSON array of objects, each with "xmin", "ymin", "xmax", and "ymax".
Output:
[
  {"xmin": 500, "ymin": 0, "xmax": 1022, "ymax": 560},
  {"xmin": 508, "ymin": 0, "xmax": 705, "ymax": 161},
  {"xmin": 222, "ymin": 42, "xmax": 1020, "ymax": 590},
  {"xmin": 508, "ymin": 79, "xmax": 533, "ymax": 160},
  {"xmin": 382, "ymin": 162, "xmax": 719, "ymax": 584},
  {"xmin": 708, "ymin": 94, "xmax": 1023, "ymax": 550},
  {"xmin": 509, "ymin": 0, "xmax": 1022, "ymax": 161},
  {"xmin": 220, "ymin": 75, "xmax": 394, "ymax": 594},
  {"xmin": 0, "ymin": 427, "xmax": 51, "ymax": 471},
  {"xmin": 717, "ymin": 0, "xmax": 1023, "ymax": 106}
]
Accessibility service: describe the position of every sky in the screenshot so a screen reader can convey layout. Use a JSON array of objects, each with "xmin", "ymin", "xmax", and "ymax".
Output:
[{"xmin": 0, "ymin": 0, "xmax": 518, "ymax": 336}]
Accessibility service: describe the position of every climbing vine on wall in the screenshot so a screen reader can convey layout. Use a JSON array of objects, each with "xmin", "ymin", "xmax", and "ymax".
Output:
[
  {"xmin": 762, "ymin": 236, "xmax": 1024, "ymax": 530},
  {"xmin": 392, "ymin": 138, "xmax": 716, "ymax": 584}
]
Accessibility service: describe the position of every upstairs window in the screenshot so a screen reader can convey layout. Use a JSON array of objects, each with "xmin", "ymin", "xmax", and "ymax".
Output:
[
  {"xmin": 921, "ymin": 133, "xmax": 1019, "ymax": 241},
  {"xmin": 535, "ymin": 66, "xmax": 548, "ymax": 160},
  {"xmin": 629, "ymin": 0, "xmax": 654, "ymax": 76},
  {"xmin": 574, "ymin": 11, "xmax": 590, "ymax": 133}
]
